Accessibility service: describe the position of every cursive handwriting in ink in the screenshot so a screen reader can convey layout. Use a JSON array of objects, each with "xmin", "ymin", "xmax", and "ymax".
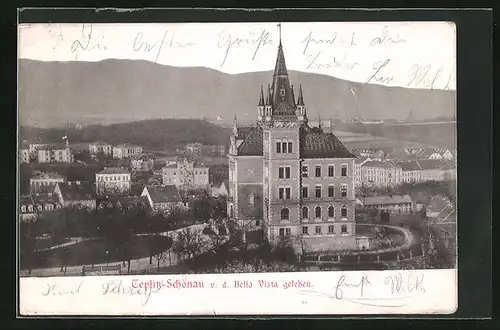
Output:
[
  {"xmin": 370, "ymin": 25, "xmax": 407, "ymax": 46},
  {"xmin": 443, "ymin": 68, "xmax": 455, "ymax": 90},
  {"xmin": 41, "ymin": 280, "xmax": 83, "ymax": 296},
  {"xmin": 301, "ymin": 31, "xmax": 338, "ymax": 54},
  {"xmin": 70, "ymin": 24, "xmax": 107, "ymax": 58},
  {"xmin": 133, "ymin": 30, "xmax": 195, "ymax": 63},
  {"xmin": 408, "ymin": 63, "xmax": 453, "ymax": 90},
  {"xmin": 366, "ymin": 59, "xmax": 394, "ymax": 84},
  {"xmin": 385, "ymin": 272, "xmax": 426, "ymax": 294},
  {"xmin": 305, "ymin": 51, "xmax": 359, "ymax": 71},
  {"xmin": 217, "ymin": 29, "xmax": 273, "ymax": 67},
  {"xmin": 334, "ymin": 274, "xmax": 372, "ymax": 299},
  {"xmin": 102, "ymin": 280, "xmax": 162, "ymax": 306}
]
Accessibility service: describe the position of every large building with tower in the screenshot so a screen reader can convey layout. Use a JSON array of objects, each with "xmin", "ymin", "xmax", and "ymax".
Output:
[{"xmin": 227, "ymin": 36, "xmax": 357, "ymax": 251}]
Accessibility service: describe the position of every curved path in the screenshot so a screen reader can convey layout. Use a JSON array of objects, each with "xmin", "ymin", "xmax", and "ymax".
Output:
[{"xmin": 350, "ymin": 224, "xmax": 415, "ymax": 256}]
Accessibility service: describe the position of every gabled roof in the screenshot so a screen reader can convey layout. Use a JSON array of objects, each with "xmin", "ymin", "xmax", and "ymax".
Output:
[
  {"xmin": 30, "ymin": 172, "xmax": 66, "ymax": 180},
  {"xmin": 144, "ymin": 185, "xmax": 182, "ymax": 204},
  {"xmin": 100, "ymin": 195, "xmax": 150, "ymax": 209},
  {"xmin": 56, "ymin": 182, "xmax": 95, "ymax": 201},
  {"xmin": 300, "ymin": 130, "xmax": 356, "ymax": 159},
  {"xmin": 364, "ymin": 194, "xmax": 412, "ymax": 206},
  {"xmin": 40, "ymin": 143, "xmax": 68, "ymax": 151},
  {"xmin": 399, "ymin": 161, "xmax": 422, "ymax": 171},
  {"xmin": 237, "ymin": 126, "xmax": 264, "ymax": 156},
  {"xmin": 32, "ymin": 193, "xmax": 60, "ymax": 204},
  {"xmin": 97, "ymin": 167, "xmax": 130, "ymax": 175}
]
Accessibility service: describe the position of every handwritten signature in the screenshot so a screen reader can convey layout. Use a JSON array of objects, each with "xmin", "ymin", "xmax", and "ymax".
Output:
[
  {"xmin": 217, "ymin": 29, "xmax": 273, "ymax": 67},
  {"xmin": 301, "ymin": 31, "xmax": 358, "ymax": 54},
  {"xmin": 407, "ymin": 64, "xmax": 455, "ymax": 90},
  {"xmin": 102, "ymin": 280, "xmax": 162, "ymax": 306},
  {"xmin": 70, "ymin": 24, "xmax": 108, "ymax": 58},
  {"xmin": 366, "ymin": 59, "xmax": 394, "ymax": 84},
  {"xmin": 370, "ymin": 25, "xmax": 407, "ymax": 46},
  {"xmin": 41, "ymin": 280, "xmax": 83, "ymax": 296},
  {"xmin": 133, "ymin": 30, "xmax": 195, "ymax": 63},
  {"xmin": 305, "ymin": 51, "xmax": 360, "ymax": 71}
]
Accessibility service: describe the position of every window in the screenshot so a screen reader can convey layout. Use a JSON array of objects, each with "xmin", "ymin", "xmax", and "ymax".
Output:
[
  {"xmin": 341, "ymin": 205, "xmax": 348, "ymax": 218},
  {"xmin": 276, "ymin": 142, "xmax": 282, "ymax": 153},
  {"xmin": 28, "ymin": 205, "xmax": 33, "ymax": 212},
  {"xmin": 328, "ymin": 165, "xmax": 335, "ymax": 177},
  {"xmin": 285, "ymin": 228, "xmax": 291, "ymax": 236},
  {"xmin": 341, "ymin": 185, "xmax": 348, "ymax": 197},
  {"xmin": 21, "ymin": 205, "xmax": 26, "ymax": 212},
  {"xmin": 302, "ymin": 226, "xmax": 309, "ymax": 234},
  {"xmin": 341, "ymin": 165, "xmax": 348, "ymax": 177},
  {"xmin": 248, "ymin": 193, "xmax": 255, "ymax": 206},
  {"xmin": 315, "ymin": 226, "xmax": 321, "ymax": 234},
  {"xmin": 285, "ymin": 166, "xmax": 291, "ymax": 178},
  {"xmin": 285, "ymin": 187, "xmax": 291, "ymax": 199},
  {"xmin": 328, "ymin": 225, "xmax": 334, "ymax": 234},
  {"xmin": 279, "ymin": 166, "xmax": 291, "ymax": 179},
  {"xmin": 288, "ymin": 142, "xmax": 293, "ymax": 153},
  {"xmin": 328, "ymin": 206, "xmax": 335, "ymax": 218},
  {"xmin": 279, "ymin": 188, "xmax": 284, "ymax": 199},
  {"xmin": 315, "ymin": 206, "xmax": 321, "ymax": 219},
  {"xmin": 328, "ymin": 185, "xmax": 335, "ymax": 198},
  {"xmin": 282, "ymin": 142, "xmax": 288, "ymax": 153},
  {"xmin": 315, "ymin": 165, "xmax": 321, "ymax": 177},
  {"xmin": 281, "ymin": 208, "xmax": 290, "ymax": 220},
  {"xmin": 315, "ymin": 185, "xmax": 322, "ymax": 198},
  {"xmin": 302, "ymin": 207, "xmax": 309, "ymax": 219},
  {"xmin": 302, "ymin": 165, "xmax": 308, "ymax": 177},
  {"xmin": 279, "ymin": 228, "xmax": 285, "ymax": 236},
  {"xmin": 280, "ymin": 88, "xmax": 285, "ymax": 96},
  {"xmin": 341, "ymin": 225, "xmax": 348, "ymax": 233},
  {"xmin": 278, "ymin": 167, "xmax": 284, "ymax": 178},
  {"xmin": 301, "ymin": 186, "xmax": 309, "ymax": 199}
]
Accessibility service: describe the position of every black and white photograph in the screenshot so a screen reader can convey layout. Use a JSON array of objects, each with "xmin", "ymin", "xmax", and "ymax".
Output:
[{"xmin": 18, "ymin": 18, "xmax": 458, "ymax": 315}]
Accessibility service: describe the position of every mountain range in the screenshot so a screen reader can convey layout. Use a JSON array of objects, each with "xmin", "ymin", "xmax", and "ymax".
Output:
[{"xmin": 18, "ymin": 59, "xmax": 456, "ymax": 128}]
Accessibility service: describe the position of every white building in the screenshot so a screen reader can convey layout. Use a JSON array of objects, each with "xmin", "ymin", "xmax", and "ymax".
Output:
[
  {"xmin": 37, "ymin": 143, "xmax": 73, "ymax": 163},
  {"xmin": 29, "ymin": 173, "xmax": 66, "ymax": 194},
  {"xmin": 162, "ymin": 157, "xmax": 209, "ymax": 189},
  {"xmin": 89, "ymin": 141, "xmax": 113, "ymax": 156},
  {"xmin": 113, "ymin": 143, "xmax": 143, "ymax": 159},
  {"xmin": 95, "ymin": 167, "xmax": 131, "ymax": 195}
]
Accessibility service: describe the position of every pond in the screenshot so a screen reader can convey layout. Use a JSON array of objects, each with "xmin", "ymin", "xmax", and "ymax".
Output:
[{"xmin": 21, "ymin": 235, "xmax": 172, "ymax": 270}]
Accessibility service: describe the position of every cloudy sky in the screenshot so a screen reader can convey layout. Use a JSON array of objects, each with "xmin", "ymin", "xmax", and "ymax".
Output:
[{"xmin": 18, "ymin": 22, "xmax": 456, "ymax": 90}]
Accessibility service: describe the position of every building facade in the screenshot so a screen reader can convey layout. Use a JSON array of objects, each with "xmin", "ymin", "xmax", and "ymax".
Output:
[
  {"xmin": 227, "ymin": 40, "xmax": 357, "ymax": 250},
  {"xmin": 362, "ymin": 195, "xmax": 413, "ymax": 214},
  {"xmin": 113, "ymin": 144, "xmax": 143, "ymax": 159},
  {"xmin": 89, "ymin": 141, "xmax": 113, "ymax": 156},
  {"xmin": 29, "ymin": 173, "xmax": 66, "ymax": 194},
  {"xmin": 161, "ymin": 157, "xmax": 209, "ymax": 190},
  {"xmin": 141, "ymin": 185, "xmax": 185, "ymax": 213},
  {"xmin": 95, "ymin": 167, "xmax": 132, "ymax": 195},
  {"xmin": 37, "ymin": 143, "xmax": 73, "ymax": 163},
  {"xmin": 130, "ymin": 154, "xmax": 155, "ymax": 172}
]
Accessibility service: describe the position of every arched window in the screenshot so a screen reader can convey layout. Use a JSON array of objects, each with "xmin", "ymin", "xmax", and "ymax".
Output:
[
  {"xmin": 302, "ymin": 206, "xmax": 308, "ymax": 219},
  {"xmin": 21, "ymin": 205, "xmax": 26, "ymax": 212},
  {"xmin": 341, "ymin": 205, "xmax": 348, "ymax": 218},
  {"xmin": 28, "ymin": 205, "xmax": 33, "ymax": 212},
  {"xmin": 229, "ymin": 205, "xmax": 234, "ymax": 218},
  {"xmin": 315, "ymin": 206, "xmax": 321, "ymax": 219},
  {"xmin": 281, "ymin": 208, "xmax": 290, "ymax": 220},
  {"xmin": 328, "ymin": 205, "xmax": 335, "ymax": 218},
  {"xmin": 37, "ymin": 205, "xmax": 43, "ymax": 211}
]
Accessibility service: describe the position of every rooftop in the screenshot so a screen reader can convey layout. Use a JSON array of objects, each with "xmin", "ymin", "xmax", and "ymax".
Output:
[
  {"xmin": 30, "ymin": 172, "xmax": 66, "ymax": 180},
  {"xmin": 55, "ymin": 182, "xmax": 95, "ymax": 201},
  {"xmin": 90, "ymin": 141, "xmax": 111, "ymax": 146},
  {"xmin": 144, "ymin": 185, "xmax": 182, "ymax": 204},
  {"xmin": 97, "ymin": 167, "xmax": 130, "ymax": 175},
  {"xmin": 114, "ymin": 143, "xmax": 142, "ymax": 149}
]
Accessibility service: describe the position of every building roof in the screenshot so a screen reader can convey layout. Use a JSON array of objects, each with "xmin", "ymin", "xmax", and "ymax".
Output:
[
  {"xmin": 20, "ymin": 195, "xmax": 35, "ymax": 206},
  {"xmin": 100, "ymin": 195, "xmax": 150, "ymax": 208},
  {"xmin": 416, "ymin": 159, "xmax": 447, "ymax": 170},
  {"xmin": 355, "ymin": 157, "xmax": 371, "ymax": 164},
  {"xmin": 131, "ymin": 153, "xmax": 154, "ymax": 160},
  {"xmin": 114, "ymin": 143, "xmax": 141, "ymax": 149},
  {"xmin": 90, "ymin": 141, "xmax": 111, "ymax": 146},
  {"xmin": 32, "ymin": 193, "xmax": 60, "ymax": 204},
  {"xmin": 144, "ymin": 185, "xmax": 182, "ymax": 204},
  {"xmin": 97, "ymin": 167, "xmax": 130, "ymax": 175},
  {"xmin": 364, "ymin": 194, "xmax": 412, "ymax": 206},
  {"xmin": 300, "ymin": 130, "xmax": 356, "ymax": 159},
  {"xmin": 20, "ymin": 142, "xmax": 30, "ymax": 150},
  {"xmin": 399, "ymin": 161, "xmax": 422, "ymax": 171},
  {"xmin": 163, "ymin": 163, "xmax": 177, "ymax": 169},
  {"xmin": 55, "ymin": 182, "xmax": 95, "ymax": 201},
  {"xmin": 363, "ymin": 161, "xmax": 391, "ymax": 169},
  {"xmin": 30, "ymin": 172, "xmax": 66, "ymax": 180},
  {"xmin": 40, "ymin": 143, "xmax": 68, "ymax": 151},
  {"xmin": 237, "ymin": 126, "xmax": 264, "ymax": 156}
]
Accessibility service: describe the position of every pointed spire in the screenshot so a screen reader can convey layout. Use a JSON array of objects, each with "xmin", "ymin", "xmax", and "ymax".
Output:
[
  {"xmin": 318, "ymin": 113, "xmax": 322, "ymax": 128},
  {"xmin": 290, "ymin": 85, "xmax": 296, "ymax": 106},
  {"xmin": 233, "ymin": 115, "xmax": 238, "ymax": 135},
  {"xmin": 277, "ymin": 22, "xmax": 282, "ymax": 47},
  {"xmin": 258, "ymin": 85, "xmax": 264, "ymax": 106},
  {"xmin": 297, "ymin": 84, "xmax": 305, "ymax": 105},
  {"xmin": 265, "ymin": 84, "xmax": 272, "ymax": 106}
]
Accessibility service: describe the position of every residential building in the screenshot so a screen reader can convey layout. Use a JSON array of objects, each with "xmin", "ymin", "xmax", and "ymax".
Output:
[
  {"xmin": 354, "ymin": 157, "xmax": 371, "ymax": 187},
  {"xmin": 89, "ymin": 141, "xmax": 113, "ymax": 156},
  {"xmin": 362, "ymin": 195, "xmax": 413, "ymax": 214},
  {"xmin": 54, "ymin": 181, "xmax": 96, "ymax": 209},
  {"xmin": 20, "ymin": 142, "xmax": 30, "ymax": 164},
  {"xmin": 161, "ymin": 157, "xmax": 209, "ymax": 189},
  {"xmin": 185, "ymin": 143, "xmax": 203, "ymax": 155},
  {"xmin": 19, "ymin": 194, "xmax": 61, "ymax": 222},
  {"xmin": 361, "ymin": 161, "xmax": 402, "ymax": 187},
  {"xmin": 415, "ymin": 147, "xmax": 454, "ymax": 161},
  {"xmin": 141, "ymin": 185, "xmax": 185, "ymax": 213},
  {"xmin": 95, "ymin": 167, "xmax": 131, "ymax": 195},
  {"xmin": 417, "ymin": 159, "xmax": 447, "ymax": 181},
  {"xmin": 130, "ymin": 154, "xmax": 155, "ymax": 172},
  {"xmin": 28, "ymin": 142, "xmax": 49, "ymax": 154},
  {"xmin": 211, "ymin": 180, "xmax": 229, "ymax": 197},
  {"xmin": 29, "ymin": 172, "xmax": 66, "ymax": 194},
  {"xmin": 113, "ymin": 143, "xmax": 143, "ymax": 159},
  {"xmin": 227, "ymin": 39, "xmax": 357, "ymax": 250},
  {"xmin": 97, "ymin": 195, "xmax": 151, "ymax": 212},
  {"xmin": 37, "ymin": 143, "xmax": 73, "ymax": 163},
  {"xmin": 399, "ymin": 161, "xmax": 422, "ymax": 183}
]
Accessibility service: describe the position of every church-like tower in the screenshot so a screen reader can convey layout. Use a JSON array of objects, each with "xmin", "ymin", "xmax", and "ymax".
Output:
[{"xmin": 228, "ymin": 24, "xmax": 358, "ymax": 251}]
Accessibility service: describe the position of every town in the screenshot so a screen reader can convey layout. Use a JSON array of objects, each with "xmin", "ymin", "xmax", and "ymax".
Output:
[{"xmin": 19, "ymin": 33, "xmax": 456, "ymax": 277}]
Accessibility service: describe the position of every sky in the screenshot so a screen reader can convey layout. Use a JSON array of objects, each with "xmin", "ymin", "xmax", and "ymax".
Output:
[{"xmin": 18, "ymin": 22, "xmax": 456, "ymax": 90}]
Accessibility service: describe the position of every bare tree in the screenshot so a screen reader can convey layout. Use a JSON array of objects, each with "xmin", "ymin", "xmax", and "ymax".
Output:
[
  {"xmin": 172, "ymin": 227, "xmax": 208, "ymax": 260},
  {"xmin": 153, "ymin": 252, "xmax": 166, "ymax": 272}
]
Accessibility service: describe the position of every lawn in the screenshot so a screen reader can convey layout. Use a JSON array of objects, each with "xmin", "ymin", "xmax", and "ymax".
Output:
[{"xmin": 23, "ymin": 235, "xmax": 172, "ymax": 269}]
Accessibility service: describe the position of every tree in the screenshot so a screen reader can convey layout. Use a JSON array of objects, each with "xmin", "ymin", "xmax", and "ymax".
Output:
[
  {"xmin": 154, "ymin": 252, "xmax": 166, "ymax": 272},
  {"xmin": 172, "ymin": 227, "xmax": 208, "ymax": 260}
]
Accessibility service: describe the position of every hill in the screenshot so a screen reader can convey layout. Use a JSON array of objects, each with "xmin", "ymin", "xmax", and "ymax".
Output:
[
  {"xmin": 18, "ymin": 59, "xmax": 456, "ymax": 128},
  {"xmin": 19, "ymin": 119, "xmax": 231, "ymax": 150}
]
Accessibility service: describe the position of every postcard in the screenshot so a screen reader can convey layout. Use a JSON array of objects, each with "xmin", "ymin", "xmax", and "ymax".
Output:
[{"xmin": 18, "ymin": 19, "xmax": 457, "ymax": 315}]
